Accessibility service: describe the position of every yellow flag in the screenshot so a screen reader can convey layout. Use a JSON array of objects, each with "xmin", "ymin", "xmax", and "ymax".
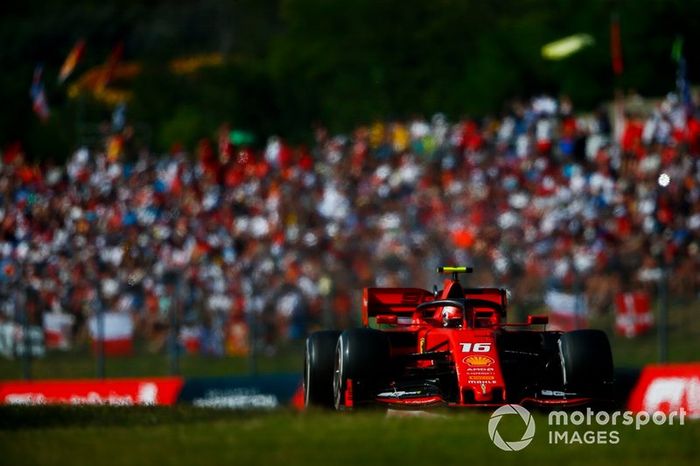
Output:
[
  {"xmin": 542, "ymin": 34, "xmax": 594, "ymax": 60},
  {"xmin": 58, "ymin": 39, "xmax": 85, "ymax": 84}
]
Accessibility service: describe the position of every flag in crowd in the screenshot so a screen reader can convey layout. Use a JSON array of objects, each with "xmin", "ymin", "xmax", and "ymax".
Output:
[
  {"xmin": 43, "ymin": 312, "xmax": 75, "ymax": 350},
  {"xmin": 672, "ymin": 36, "xmax": 693, "ymax": 113},
  {"xmin": 57, "ymin": 39, "xmax": 85, "ymax": 84},
  {"xmin": 541, "ymin": 33, "xmax": 594, "ymax": 60},
  {"xmin": 610, "ymin": 14, "xmax": 624, "ymax": 76},
  {"xmin": 88, "ymin": 312, "xmax": 134, "ymax": 356},
  {"xmin": 180, "ymin": 326, "xmax": 201, "ymax": 354},
  {"xmin": 544, "ymin": 290, "xmax": 589, "ymax": 332},
  {"xmin": 615, "ymin": 291, "xmax": 653, "ymax": 338},
  {"xmin": 29, "ymin": 64, "xmax": 50, "ymax": 121},
  {"xmin": 96, "ymin": 42, "xmax": 124, "ymax": 92}
]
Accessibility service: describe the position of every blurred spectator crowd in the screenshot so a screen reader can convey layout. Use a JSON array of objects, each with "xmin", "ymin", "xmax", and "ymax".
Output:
[{"xmin": 1, "ymin": 90, "xmax": 699, "ymax": 356}]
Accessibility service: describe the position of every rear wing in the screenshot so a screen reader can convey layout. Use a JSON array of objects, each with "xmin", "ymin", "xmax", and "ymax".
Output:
[
  {"xmin": 362, "ymin": 287, "xmax": 508, "ymax": 326},
  {"xmin": 463, "ymin": 288, "xmax": 508, "ymax": 317}
]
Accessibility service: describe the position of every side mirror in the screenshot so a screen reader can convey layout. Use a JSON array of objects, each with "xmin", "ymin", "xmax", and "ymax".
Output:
[
  {"xmin": 376, "ymin": 314, "xmax": 398, "ymax": 325},
  {"xmin": 527, "ymin": 314, "xmax": 549, "ymax": 325}
]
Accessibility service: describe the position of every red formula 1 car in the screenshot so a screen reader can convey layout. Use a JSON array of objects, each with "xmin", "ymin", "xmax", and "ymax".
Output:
[{"xmin": 304, "ymin": 267, "xmax": 614, "ymax": 409}]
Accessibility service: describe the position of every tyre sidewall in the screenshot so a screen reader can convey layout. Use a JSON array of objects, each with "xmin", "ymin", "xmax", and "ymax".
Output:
[
  {"xmin": 305, "ymin": 330, "xmax": 341, "ymax": 408},
  {"xmin": 334, "ymin": 328, "xmax": 390, "ymax": 409},
  {"xmin": 559, "ymin": 329, "xmax": 613, "ymax": 393}
]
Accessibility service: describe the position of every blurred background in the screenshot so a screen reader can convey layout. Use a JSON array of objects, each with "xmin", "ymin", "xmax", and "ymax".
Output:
[{"xmin": 0, "ymin": 0, "xmax": 699, "ymax": 380}]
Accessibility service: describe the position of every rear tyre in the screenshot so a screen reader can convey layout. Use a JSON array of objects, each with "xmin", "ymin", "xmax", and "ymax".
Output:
[
  {"xmin": 558, "ymin": 329, "xmax": 613, "ymax": 395},
  {"xmin": 304, "ymin": 330, "xmax": 341, "ymax": 408},
  {"xmin": 333, "ymin": 328, "xmax": 390, "ymax": 410}
]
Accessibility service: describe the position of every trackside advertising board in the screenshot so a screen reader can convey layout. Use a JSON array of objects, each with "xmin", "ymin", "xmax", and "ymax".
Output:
[
  {"xmin": 4, "ymin": 366, "xmax": 695, "ymax": 411},
  {"xmin": 0, "ymin": 378, "xmax": 184, "ymax": 405},
  {"xmin": 0, "ymin": 375, "xmax": 304, "ymax": 408},
  {"xmin": 627, "ymin": 363, "xmax": 700, "ymax": 418},
  {"xmin": 178, "ymin": 374, "xmax": 304, "ymax": 409}
]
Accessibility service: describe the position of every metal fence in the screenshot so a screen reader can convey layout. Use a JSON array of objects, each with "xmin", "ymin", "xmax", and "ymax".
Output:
[{"xmin": 1, "ymin": 269, "xmax": 697, "ymax": 381}]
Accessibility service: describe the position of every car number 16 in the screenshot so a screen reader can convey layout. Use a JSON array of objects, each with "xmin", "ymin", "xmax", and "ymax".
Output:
[{"xmin": 460, "ymin": 342, "xmax": 491, "ymax": 352}]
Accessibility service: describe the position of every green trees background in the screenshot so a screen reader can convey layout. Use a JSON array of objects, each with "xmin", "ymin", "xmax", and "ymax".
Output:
[{"xmin": 2, "ymin": 0, "xmax": 699, "ymax": 158}]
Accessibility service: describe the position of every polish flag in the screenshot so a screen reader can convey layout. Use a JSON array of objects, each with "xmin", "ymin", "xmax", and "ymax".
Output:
[
  {"xmin": 180, "ymin": 326, "xmax": 201, "ymax": 354},
  {"xmin": 544, "ymin": 290, "xmax": 588, "ymax": 332},
  {"xmin": 43, "ymin": 312, "xmax": 74, "ymax": 350},
  {"xmin": 88, "ymin": 312, "xmax": 134, "ymax": 356}
]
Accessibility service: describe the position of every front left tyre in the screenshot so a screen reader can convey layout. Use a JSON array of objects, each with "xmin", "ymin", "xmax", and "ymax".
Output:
[
  {"xmin": 304, "ymin": 330, "xmax": 341, "ymax": 408},
  {"xmin": 558, "ymin": 329, "xmax": 614, "ymax": 396}
]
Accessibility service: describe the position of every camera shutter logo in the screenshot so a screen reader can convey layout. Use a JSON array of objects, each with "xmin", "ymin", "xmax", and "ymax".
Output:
[{"xmin": 488, "ymin": 404, "xmax": 536, "ymax": 451}]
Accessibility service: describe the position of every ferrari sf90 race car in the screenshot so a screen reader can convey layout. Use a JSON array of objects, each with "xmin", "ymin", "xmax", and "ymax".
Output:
[{"xmin": 304, "ymin": 267, "xmax": 614, "ymax": 409}]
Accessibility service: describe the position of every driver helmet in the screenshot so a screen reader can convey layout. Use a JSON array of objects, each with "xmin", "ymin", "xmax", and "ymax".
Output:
[{"xmin": 441, "ymin": 305, "xmax": 463, "ymax": 327}]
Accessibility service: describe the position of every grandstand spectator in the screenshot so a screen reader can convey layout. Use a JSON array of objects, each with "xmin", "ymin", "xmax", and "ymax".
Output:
[{"xmin": 0, "ymin": 88, "xmax": 698, "ymax": 355}]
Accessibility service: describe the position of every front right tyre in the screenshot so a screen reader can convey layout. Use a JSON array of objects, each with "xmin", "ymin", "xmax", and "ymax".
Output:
[{"xmin": 333, "ymin": 328, "xmax": 391, "ymax": 410}]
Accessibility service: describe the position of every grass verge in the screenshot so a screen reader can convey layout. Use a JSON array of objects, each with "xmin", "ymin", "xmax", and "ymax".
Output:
[{"xmin": 0, "ymin": 406, "xmax": 697, "ymax": 466}]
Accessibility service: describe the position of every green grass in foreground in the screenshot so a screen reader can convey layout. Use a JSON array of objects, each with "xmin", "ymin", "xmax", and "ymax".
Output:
[{"xmin": 0, "ymin": 406, "xmax": 697, "ymax": 466}]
